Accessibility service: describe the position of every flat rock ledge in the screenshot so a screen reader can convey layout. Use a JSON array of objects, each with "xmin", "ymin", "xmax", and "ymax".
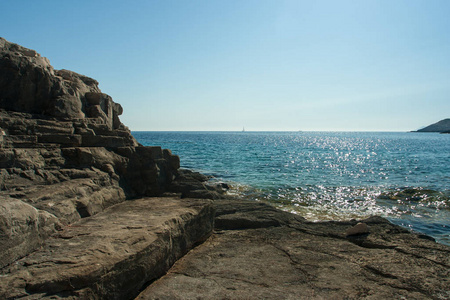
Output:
[
  {"xmin": 138, "ymin": 199, "xmax": 450, "ymax": 300},
  {"xmin": 0, "ymin": 197, "xmax": 214, "ymax": 299}
]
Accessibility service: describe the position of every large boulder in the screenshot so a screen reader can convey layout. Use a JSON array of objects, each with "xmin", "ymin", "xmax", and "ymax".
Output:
[
  {"xmin": 0, "ymin": 37, "xmax": 123, "ymax": 130},
  {"xmin": 0, "ymin": 197, "xmax": 61, "ymax": 269},
  {"xmin": 0, "ymin": 197, "xmax": 214, "ymax": 299}
]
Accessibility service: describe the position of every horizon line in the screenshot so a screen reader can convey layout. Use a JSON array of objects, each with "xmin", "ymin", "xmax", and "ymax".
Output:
[{"xmin": 131, "ymin": 130, "xmax": 419, "ymax": 133}]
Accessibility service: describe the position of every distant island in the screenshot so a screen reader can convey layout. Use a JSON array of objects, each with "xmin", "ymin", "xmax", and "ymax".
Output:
[{"xmin": 415, "ymin": 118, "xmax": 450, "ymax": 133}]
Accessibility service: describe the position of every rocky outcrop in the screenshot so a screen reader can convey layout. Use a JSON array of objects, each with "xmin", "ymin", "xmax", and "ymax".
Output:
[
  {"xmin": 0, "ymin": 38, "xmax": 187, "ymax": 268},
  {"xmin": 2, "ymin": 38, "xmax": 449, "ymax": 300},
  {"xmin": 138, "ymin": 199, "xmax": 450, "ymax": 299},
  {"xmin": 168, "ymin": 169, "xmax": 231, "ymax": 200},
  {"xmin": 0, "ymin": 197, "xmax": 214, "ymax": 299},
  {"xmin": 416, "ymin": 118, "xmax": 450, "ymax": 133},
  {"xmin": 0, "ymin": 38, "xmax": 122, "ymax": 125}
]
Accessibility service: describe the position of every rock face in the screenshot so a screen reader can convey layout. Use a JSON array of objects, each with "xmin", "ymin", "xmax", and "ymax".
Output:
[
  {"xmin": 0, "ymin": 197, "xmax": 214, "ymax": 299},
  {"xmin": 0, "ymin": 37, "xmax": 121, "ymax": 124},
  {"xmin": 138, "ymin": 199, "xmax": 450, "ymax": 300},
  {"xmin": 0, "ymin": 37, "xmax": 190, "ymax": 268},
  {"xmin": 416, "ymin": 118, "xmax": 450, "ymax": 133}
]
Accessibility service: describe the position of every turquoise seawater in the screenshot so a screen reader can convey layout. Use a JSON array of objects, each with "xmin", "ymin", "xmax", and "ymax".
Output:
[{"xmin": 133, "ymin": 131, "xmax": 450, "ymax": 245}]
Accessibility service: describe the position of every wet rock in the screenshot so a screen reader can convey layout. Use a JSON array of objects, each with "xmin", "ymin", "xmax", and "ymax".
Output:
[{"xmin": 168, "ymin": 169, "xmax": 230, "ymax": 199}]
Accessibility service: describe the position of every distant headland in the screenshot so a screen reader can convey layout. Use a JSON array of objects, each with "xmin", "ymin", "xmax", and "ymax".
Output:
[{"xmin": 415, "ymin": 118, "xmax": 450, "ymax": 133}]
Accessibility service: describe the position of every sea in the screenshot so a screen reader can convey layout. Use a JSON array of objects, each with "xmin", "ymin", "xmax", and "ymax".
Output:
[{"xmin": 133, "ymin": 131, "xmax": 450, "ymax": 246}]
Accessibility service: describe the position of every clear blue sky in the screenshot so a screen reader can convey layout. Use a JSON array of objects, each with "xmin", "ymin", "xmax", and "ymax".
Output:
[{"xmin": 1, "ymin": 0, "xmax": 449, "ymax": 131}]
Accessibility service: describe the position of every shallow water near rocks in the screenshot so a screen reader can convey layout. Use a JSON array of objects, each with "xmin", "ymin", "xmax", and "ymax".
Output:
[{"xmin": 134, "ymin": 131, "xmax": 450, "ymax": 245}]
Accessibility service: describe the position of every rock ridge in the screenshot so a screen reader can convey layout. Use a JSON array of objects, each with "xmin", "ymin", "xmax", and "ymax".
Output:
[{"xmin": 0, "ymin": 37, "xmax": 225, "ymax": 270}]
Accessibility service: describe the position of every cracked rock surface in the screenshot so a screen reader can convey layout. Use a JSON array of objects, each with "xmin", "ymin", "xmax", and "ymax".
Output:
[{"xmin": 138, "ymin": 199, "xmax": 450, "ymax": 300}]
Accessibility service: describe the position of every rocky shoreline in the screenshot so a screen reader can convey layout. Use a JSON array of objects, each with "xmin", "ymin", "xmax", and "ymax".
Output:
[{"xmin": 0, "ymin": 38, "xmax": 448, "ymax": 299}]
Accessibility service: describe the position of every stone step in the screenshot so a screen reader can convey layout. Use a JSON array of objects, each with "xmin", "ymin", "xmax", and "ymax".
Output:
[
  {"xmin": 0, "ymin": 197, "xmax": 214, "ymax": 299},
  {"xmin": 36, "ymin": 119, "xmax": 74, "ymax": 129},
  {"xmin": 37, "ymin": 134, "xmax": 82, "ymax": 146},
  {"xmin": 33, "ymin": 124, "xmax": 74, "ymax": 135},
  {"xmin": 81, "ymin": 135, "xmax": 136, "ymax": 147},
  {"xmin": 2, "ymin": 135, "xmax": 38, "ymax": 148}
]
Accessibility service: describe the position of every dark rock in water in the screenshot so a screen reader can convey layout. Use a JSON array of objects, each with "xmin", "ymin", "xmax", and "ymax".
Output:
[
  {"xmin": 416, "ymin": 118, "xmax": 450, "ymax": 133},
  {"xmin": 168, "ymin": 168, "xmax": 229, "ymax": 199},
  {"xmin": 378, "ymin": 187, "xmax": 447, "ymax": 203}
]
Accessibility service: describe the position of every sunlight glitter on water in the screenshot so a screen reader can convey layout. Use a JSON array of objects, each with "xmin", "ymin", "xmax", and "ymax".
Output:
[{"xmin": 134, "ymin": 131, "xmax": 450, "ymax": 245}]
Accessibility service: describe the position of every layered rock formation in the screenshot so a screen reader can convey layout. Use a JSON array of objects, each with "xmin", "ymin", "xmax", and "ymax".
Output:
[
  {"xmin": 1, "ymin": 38, "xmax": 449, "ymax": 299},
  {"xmin": 0, "ymin": 37, "xmax": 188, "ymax": 269},
  {"xmin": 416, "ymin": 118, "xmax": 450, "ymax": 133},
  {"xmin": 1, "ymin": 197, "xmax": 214, "ymax": 299}
]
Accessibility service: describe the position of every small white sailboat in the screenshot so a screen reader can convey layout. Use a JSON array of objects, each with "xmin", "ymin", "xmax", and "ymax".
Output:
[{"xmin": 242, "ymin": 127, "xmax": 245, "ymax": 132}]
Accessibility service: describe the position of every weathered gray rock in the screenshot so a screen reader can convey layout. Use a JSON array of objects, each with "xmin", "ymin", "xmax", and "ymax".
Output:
[
  {"xmin": 138, "ymin": 199, "xmax": 450, "ymax": 300},
  {"xmin": 346, "ymin": 222, "xmax": 369, "ymax": 236},
  {"xmin": 215, "ymin": 199, "xmax": 304, "ymax": 229},
  {"xmin": 0, "ymin": 37, "xmax": 124, "ymax": 130},
  {"xmin": 0, "ymin": 38, "xmax": 189, "ymax": 268},
  {"xmin": 169, "ymin": 169, "xmax": 230, "ymax": 199},
  {"xmin": 0, "ymin": 197, "xmax": 214, "ymax": 299},
  {"xmin": 0, "ymin": 197, "xmax": 61, "ymax": 269}
]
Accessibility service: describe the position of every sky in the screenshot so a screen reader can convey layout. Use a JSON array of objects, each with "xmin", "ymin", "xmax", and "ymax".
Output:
[{"xmin": 1, "ymin": 0, "xmax": 449, "ymax": 131}]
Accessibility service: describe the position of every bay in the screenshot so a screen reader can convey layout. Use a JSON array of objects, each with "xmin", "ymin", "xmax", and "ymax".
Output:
[{"xmin": 133, "ymin": 131, "xmax": 450, "ymax": 245}]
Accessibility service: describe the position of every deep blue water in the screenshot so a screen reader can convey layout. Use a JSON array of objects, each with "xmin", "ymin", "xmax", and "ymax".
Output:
[{"xmin": 133, "ymin": 131, "xmax": 450, "ymax": 245}]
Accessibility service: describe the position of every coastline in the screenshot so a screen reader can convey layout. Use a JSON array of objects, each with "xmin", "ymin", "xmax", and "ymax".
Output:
[
  {"xmin": 0, "ymin": 38, "xmax": 449, "ymax": 299},
  {"xmin": 134, "ymin": 131, "xmax": 450, "ymax": 246},
  {"xmin": 139, "ymin": 198, "xmax": 450, "ymax": 299}
]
